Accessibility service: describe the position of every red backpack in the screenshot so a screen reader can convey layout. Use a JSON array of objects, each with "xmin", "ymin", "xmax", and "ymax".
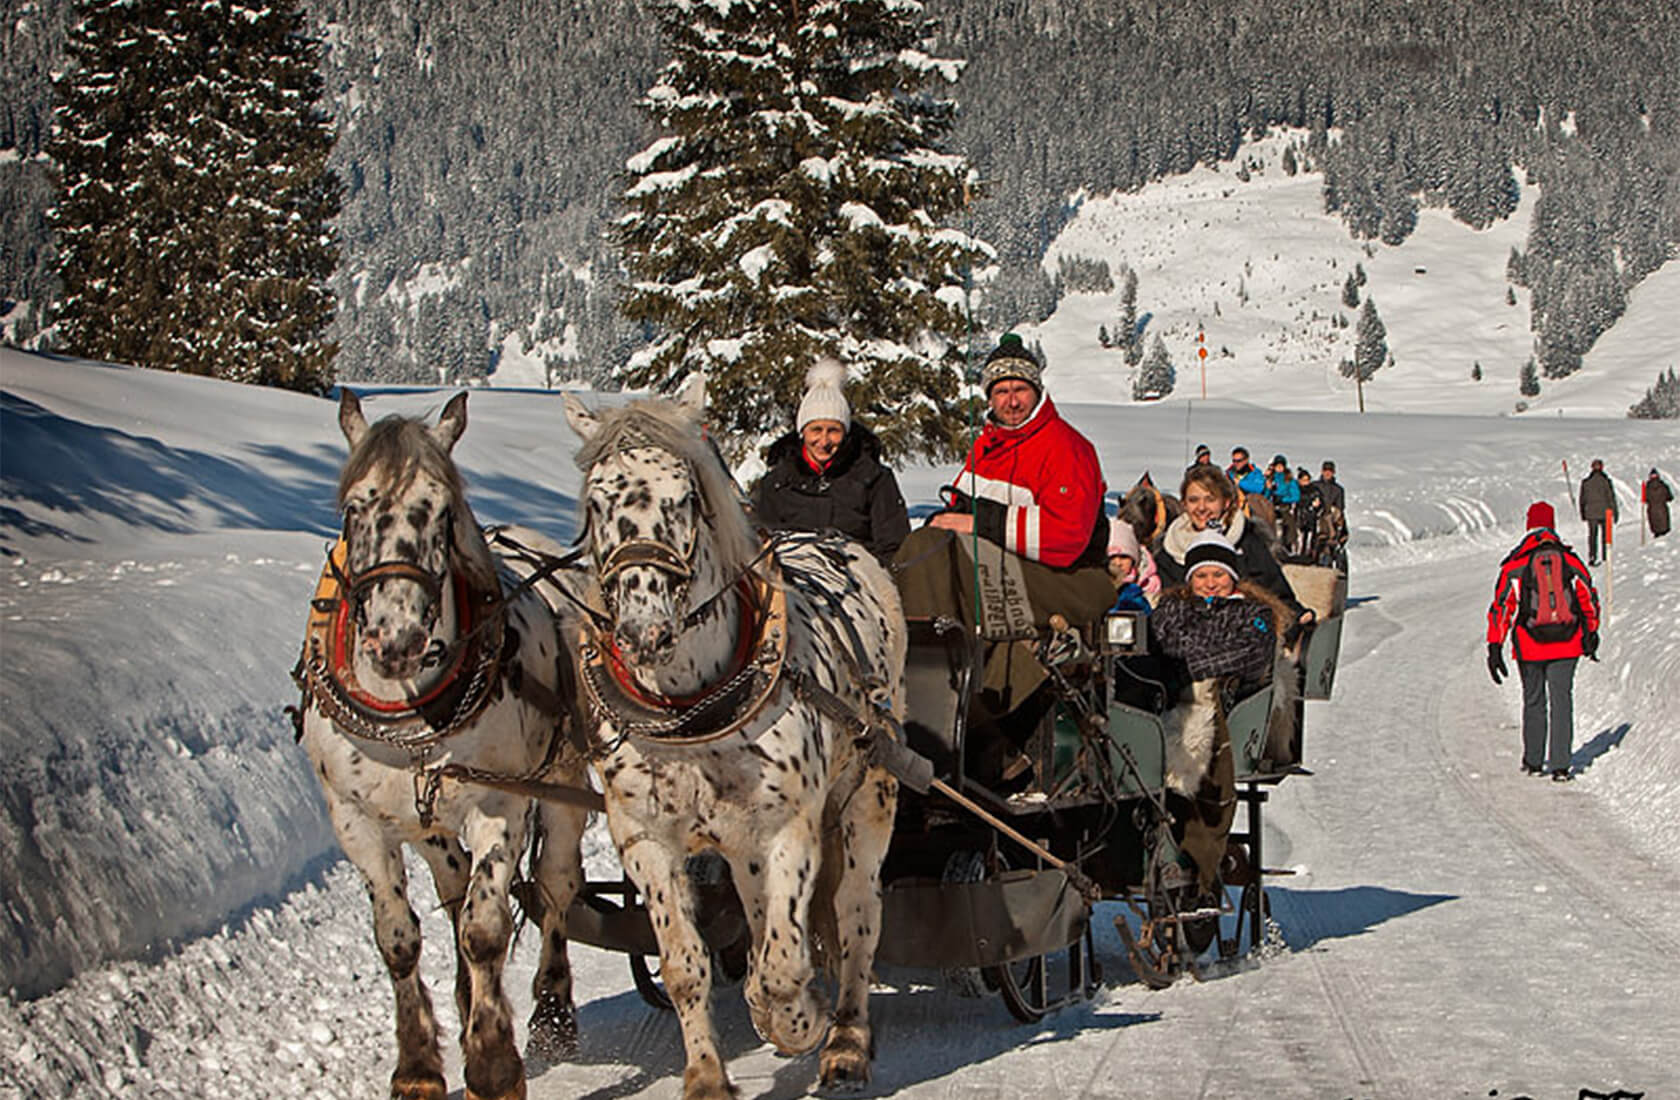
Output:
[{"xmin": 1518, "ymin": 544, "xmax": 1580, "ymax": 644}]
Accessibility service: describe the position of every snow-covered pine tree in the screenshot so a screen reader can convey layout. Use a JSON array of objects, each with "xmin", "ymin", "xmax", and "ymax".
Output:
[
  {"xmin": 1626, "ymin": 367, "xmax": 1677, "ymax": 418},
  {"xmin": 1117, "ymin": 267, "xmax": 1141, "ymax": 367},
  {"xmin": 49, "ymin": 0, "xmax": 340, "ymax": 392},
  {"xmin": 1351, "ymin": 296, "xmax": 1387, "ymax": 382},
  {"xmin": 1341, "ymin": 272, "xmax": 1360, "ymax": 308},
  {"xmin": 1519, "ymin": 356, "xmax": 1541, "ymax": 397},
  {"xmin": 1132, "ymin": 334, "xmax": 1174, "ymax": 400},
  {"xmin": 616, "ymin": 0, "xmax": 992, "ymax": 461}
]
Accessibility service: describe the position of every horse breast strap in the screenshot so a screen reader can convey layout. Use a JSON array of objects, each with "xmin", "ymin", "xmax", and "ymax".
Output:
[
  {"xmin": 291, "ymin": 539, "xmax": 505, "ymax": 748},
  {"xmin": 578, "ymin": 566, "xmax": 790, "ymax": 746}
]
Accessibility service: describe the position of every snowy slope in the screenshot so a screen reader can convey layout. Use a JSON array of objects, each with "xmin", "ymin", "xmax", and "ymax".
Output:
[{"xmin": 1027, "ymin": 131, "xmax": 1680, "ymax": 418}]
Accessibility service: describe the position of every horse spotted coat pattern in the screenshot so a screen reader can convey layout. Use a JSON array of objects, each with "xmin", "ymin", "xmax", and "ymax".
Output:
[
  {"xmin": 565, "ymin": 388, "xmax": 904, "ymax": 1100},
  {"xmin": 299, "ymin": 392, "xmax": 590, "ymax": 1100}
]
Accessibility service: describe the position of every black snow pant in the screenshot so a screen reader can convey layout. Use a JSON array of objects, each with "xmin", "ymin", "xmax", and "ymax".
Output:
[
  {"xmin": 1518, "ymin": 657, "xmax": 1577, "ymax": 774},
  {"xmin": 1585, "ymin": 518, "xmax": 1607, "ymax": 563}
]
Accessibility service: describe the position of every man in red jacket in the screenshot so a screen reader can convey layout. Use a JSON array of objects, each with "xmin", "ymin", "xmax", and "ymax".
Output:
[
  {"xmin": 1486, "ymin": 501, "xmax": 1601, "ymax": 781},
  {"xmin": 897, "ymin": 333, "xmax": 1115, "ymax": 737}
]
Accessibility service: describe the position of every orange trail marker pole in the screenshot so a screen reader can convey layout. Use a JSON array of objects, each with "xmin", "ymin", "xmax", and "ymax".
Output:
[
  {"xmin": 1197, "ymin": 331, "xmax": 1207, "ymax": 398},
  {"xmin": 1604, "ymin": 506, "xmax": 1614, "ymax": 626}
]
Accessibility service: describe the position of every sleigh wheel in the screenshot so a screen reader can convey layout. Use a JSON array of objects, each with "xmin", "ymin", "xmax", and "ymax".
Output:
[
  {"xmin": 940, "ymin": 850, "xmax": 991, "ymax": 998},
  {"xmin": 988, "ymin": 919, "xmax": 1100, "ymax": 1024},
  {"xmin": 982, "ymin": 846, "xmax": 1100, "ymax": 1023},
  {"xmin": 629, "ymin": 952, "xmax": 674, "ymax": 1012},
  {"xmin": 1118, "ymin": 837, "xmax": 1212, "ymax": 988}
]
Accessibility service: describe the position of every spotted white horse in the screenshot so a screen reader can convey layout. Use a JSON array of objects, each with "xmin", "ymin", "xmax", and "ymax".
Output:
[
  {"xmin": 563, "ymin": 385, "xmax": 905, "ymax": 1099},
  {"xmin": 294, "ymin": 391, "xmax": 592, "ymax": 1100}
]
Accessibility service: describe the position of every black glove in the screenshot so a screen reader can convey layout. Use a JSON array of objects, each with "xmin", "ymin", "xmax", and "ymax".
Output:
[
  {"xmin": 1487, "ymin": 642, "xmax": 1508, "ymax": 684},
  {"xmin": 1583, "ymin": 630, "xmax": 1600, "ymax": 661}
]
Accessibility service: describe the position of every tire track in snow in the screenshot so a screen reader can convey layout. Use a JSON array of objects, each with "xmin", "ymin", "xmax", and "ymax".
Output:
[{"xmin": 1429, "ymin": 633, "xmax": 1680, "ymax": 959}]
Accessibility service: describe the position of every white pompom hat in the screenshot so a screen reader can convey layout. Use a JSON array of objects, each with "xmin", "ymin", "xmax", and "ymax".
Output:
[{"xmin": 796, "ymin": 358, "xmax": 851, "ymax": 432}]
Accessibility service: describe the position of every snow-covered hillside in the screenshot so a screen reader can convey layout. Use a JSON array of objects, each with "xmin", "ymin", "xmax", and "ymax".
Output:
[{"xmin": 1029, "ymin": 131, "xmax": 1680, "ymax": 418}]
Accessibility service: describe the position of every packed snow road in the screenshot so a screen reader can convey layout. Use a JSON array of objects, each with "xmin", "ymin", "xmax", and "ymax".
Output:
[{"xmin": 5, "ymin": 542, "xmax": 1676, "ymax": 1100}]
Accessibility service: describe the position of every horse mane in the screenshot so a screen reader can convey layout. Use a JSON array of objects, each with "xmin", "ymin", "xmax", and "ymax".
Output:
[
  {"xmin": 338, "ymin": 413, "xmax": 497, "ymax": 592},
  {"xmin": 574, "ymin": 397, "xmax": 760, "ymax": 578}
]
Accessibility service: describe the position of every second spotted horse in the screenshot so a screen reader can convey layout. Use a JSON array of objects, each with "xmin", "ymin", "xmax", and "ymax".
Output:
[{"xmin": 560, "ymin": 385, "xmax": 907, "ymax": 1099}]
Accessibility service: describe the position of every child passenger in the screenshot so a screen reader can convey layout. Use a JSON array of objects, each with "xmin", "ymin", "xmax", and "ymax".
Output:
[
  {"xmin": 1149, "ymin": 530, "xmax": 1286, "ymax": 702},
  {"xmin": 1106, "ymin": 517, "xmax": 1161, "ymax": 613}
]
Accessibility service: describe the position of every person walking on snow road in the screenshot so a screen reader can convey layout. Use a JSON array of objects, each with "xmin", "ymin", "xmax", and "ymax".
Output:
[
  {"xmin": 1578, "ymin": 458, "xmax": 1619, "ymax": 566},
  {"xmin": 1644, "ymin": 469, "xmax": 1672, "ymax": 539},
  {"xmin": 1486, "ymin": 501, "xmax": 1601, "ymax": 782}
]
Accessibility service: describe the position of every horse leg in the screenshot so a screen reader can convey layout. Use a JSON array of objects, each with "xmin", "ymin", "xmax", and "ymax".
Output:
[
  {"xmin": 328, "ymin": 800, "xmax": 446, "ymax": 1100},
  {"xmin": 742, "ymin": 806, "xmax": 830, "ymax": 1058},
  {"xmin": 455, "ymin": 806, "xmax": 529, "ymax": 1100},
  {"xmin": 414, "ymin": 836, "xmax": 473, "ymax": 1030},
  {"xmin": 819, "ymin": 769, "xmax": 897, "ymax": 1089},
  {"xmin": 525, "ymin": 797, "xmax": 589, "ymax": 1064},
  {"xmin": 618, "ymin": 831, "xmax": 734, "ymax": 1100}
]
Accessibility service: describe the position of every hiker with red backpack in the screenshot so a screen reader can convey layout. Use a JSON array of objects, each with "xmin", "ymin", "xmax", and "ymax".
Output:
[{"xmin": 1486, "ymin": 501, "xmax": 1602, "ymax": 781}]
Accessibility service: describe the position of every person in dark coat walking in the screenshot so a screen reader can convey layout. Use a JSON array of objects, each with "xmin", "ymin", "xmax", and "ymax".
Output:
[
  {"xmin": 1486, "ymin": 501, "xmax": 1601, "ymax": 781},
  {"xmin": 751, "ymin": 359, "xmax": 909, "ymax": 563},
  {"xmin": 1644, "ymin": 469, "xmax": 1673, "ymax": 538},
  {"xmin": 1577, "ymin": 458, "xmax": 1619, "ymax": 566}
]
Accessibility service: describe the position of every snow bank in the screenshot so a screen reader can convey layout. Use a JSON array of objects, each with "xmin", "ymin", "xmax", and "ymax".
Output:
[{"xmin": 0, "ymin": 350, "xmax": 587, "ymax": 999}]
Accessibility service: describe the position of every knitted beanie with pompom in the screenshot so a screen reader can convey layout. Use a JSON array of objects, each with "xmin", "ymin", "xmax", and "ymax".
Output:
[{"xmin": 796, "ymin": 358, "xmax": 851, "ymax": 432}]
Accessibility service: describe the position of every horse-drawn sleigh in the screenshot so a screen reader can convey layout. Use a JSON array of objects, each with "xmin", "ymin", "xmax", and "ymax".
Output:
[{"xmin": 291, "ymin": 387, "xmax": 1344, "ymax": 1099}]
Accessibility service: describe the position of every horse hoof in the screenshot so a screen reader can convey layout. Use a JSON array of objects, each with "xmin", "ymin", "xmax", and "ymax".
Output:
[
  {"xmin": 681, "ymin": 1062, "xmax": 739, "ymax": 1100},
  {"xmin": 526, "ymin": 994, "xmax": 579, "ymax": 1067},
  {"xmin": 391, "ymin": 1073, "xmax": 448, "ymax": 1100},
  {"xmin": 818, "ymin": 1027, "xmax": 873, "ymax": 1091},
  {"xmin": 465, "ymin": 1079, "xmax": 526, "ymax": 1100}
]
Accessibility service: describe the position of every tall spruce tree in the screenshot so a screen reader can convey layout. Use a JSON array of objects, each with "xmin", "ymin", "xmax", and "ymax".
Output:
[
  {"xmin": 1133, "ymin": 333, "xmax": 1175, "ymax": 400},
  {"xmin": 49, "ymin": 0, "xmax": 340, "ymax": 391},
  {"xmin": 1350, "ymin": 297, "xmax": 1387, "ymax": 382},
  {"xmin": 1117, "ymin": 267, "xmax": 1141, "ymax": 367},
  {"xmin": 616, "ymin": 0, "xmax": 991, "ymax": 460}
]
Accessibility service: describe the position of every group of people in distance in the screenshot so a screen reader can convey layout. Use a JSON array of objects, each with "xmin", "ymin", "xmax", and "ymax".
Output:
[
  {"xmin": 746, "ymin": 334, "xmax": 1330, "ymax": 897},
  {"xmin": 1193, "ymin": 442, "xmax": 1348, "ymax": 568}
]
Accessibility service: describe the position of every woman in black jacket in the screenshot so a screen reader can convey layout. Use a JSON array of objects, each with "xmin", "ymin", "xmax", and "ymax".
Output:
[{"xmin": 751, "ymin": 360, "xmax": 910, "ymax": 563}]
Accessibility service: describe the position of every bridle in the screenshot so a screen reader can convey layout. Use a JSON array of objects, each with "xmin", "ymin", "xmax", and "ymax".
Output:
[
  {"xmin": 330, "ymin": 501, "xmax": 455, "ymax": 636},
  {"xmin": 328, "ymin": 554, "xmax": 451, "ymax": 635},
  {"xmin": 293, "ymin": 499, "xmax": 505, "ymax": 750}
]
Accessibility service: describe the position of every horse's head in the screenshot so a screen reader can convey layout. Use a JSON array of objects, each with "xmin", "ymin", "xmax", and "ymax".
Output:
[
  {"xmin": 565, "ymin": 379, "xmax": 757, "ymax": 667},
  {"xmin": 336, "ymin": 390, "xmax": 479, "ymax": 682}
]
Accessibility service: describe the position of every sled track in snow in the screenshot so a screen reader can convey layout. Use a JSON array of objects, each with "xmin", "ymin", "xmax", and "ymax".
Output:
[
  {"xmin": 1268, "ymin": 843, "xmax": 1413, "ymax": 1099},
  {"xmin": 1429, "ymin": 651, "xmax": 1680, "ymax": 960}
]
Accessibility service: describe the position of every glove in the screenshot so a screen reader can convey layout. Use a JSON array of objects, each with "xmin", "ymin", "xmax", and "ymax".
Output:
[
  {"xmin": 1583, "ymin": 630, "xmax": 1600, "ymax": 661},
  {"xmin": 1487, "ymin": 642, "xmax": 1508, "ymax": 685}
]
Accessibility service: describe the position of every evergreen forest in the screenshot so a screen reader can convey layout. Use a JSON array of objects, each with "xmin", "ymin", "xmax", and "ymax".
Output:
[{"xmin": 3, "ymin": 0, "xmax": 1677, "ymax": 399}]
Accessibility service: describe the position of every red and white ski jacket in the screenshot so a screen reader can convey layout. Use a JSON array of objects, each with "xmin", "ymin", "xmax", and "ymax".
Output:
[
  {"xmin": 1486, "ymin": 528, "xmax": 1600, "ymax": 661},
  {"xmin": 947, "ymin": 395, "xmax": 1107, "ymax": 569}
]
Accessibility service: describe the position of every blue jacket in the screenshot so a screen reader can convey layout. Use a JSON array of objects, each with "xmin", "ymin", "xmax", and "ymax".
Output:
[
  {"xmin": 1265, "ymin": 470, "xmax": 1300, "ymax": 505},
  {"xmin": 1228, "ymin": 465, "xmax": 1266, "ymax": 495}
]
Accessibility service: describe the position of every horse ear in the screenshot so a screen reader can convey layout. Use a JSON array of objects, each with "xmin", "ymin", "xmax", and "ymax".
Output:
[
  {"xmin": 338, "ymin": 388, "xmax": 369, "ymax": 448},
  {"xmin": 563, "ymin": 392, "xmax": 600, "ymax": 442},
  {"xmin": 675, "ymin": 372, "xmax": 706, "ymax": 418},
  {"xmin": 431, "ymin": 392, "xmax": 468, "ymax": 452}
]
